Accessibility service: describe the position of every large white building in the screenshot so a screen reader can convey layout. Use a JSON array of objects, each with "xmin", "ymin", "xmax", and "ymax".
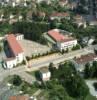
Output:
[
  {"xmin": 3, "ymin": 34, "xmax": 24, "ymax": 69},
  {"xmin": 47, "ymin": 29, "xmax": 77, "ymax": 51}
]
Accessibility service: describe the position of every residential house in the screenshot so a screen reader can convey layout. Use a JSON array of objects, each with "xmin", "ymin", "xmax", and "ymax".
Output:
[
  {"xmin": 72, "ymin": 53, "xmax": 97, "ymax": 72},
  {"xmin": 39, "ymin": 67, "xmax": 51, "ymax": 81},
  {"xmin": 9, "ymin": 95, "xmax": 29, "ymax": 100},
  {"xmin": 50, "ymin": 12, "xmax": 70, "ymax": 20},
  {"xmin": 81, "ymin": 36, "xmax": 95, "ymax": 45},
  {"xmin": 67, "ymin": 0, "xmax": 78, "ymax": 10},
  {"xmin": 73, "ymin": 15, "xmax": 87, "ymax": 28},
  {"xmin": 36, "ymin": 0, "xmax": 51, "ymax": 4}
]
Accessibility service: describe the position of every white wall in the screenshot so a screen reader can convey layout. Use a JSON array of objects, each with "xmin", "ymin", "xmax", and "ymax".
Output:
[
  {"xmin": 57, "ymin": 39, "xmax": 77, "ymax": 50},
  {"xmin": 16, "ymin": 34, "xmax": 24, "ymax": 40},
  {"xmin": 41, "ymin": 72, "xmax": 51, "ymax": 81},
  {"xmin": 16, "ymin": 52, "xmax": 24, "ymax": 63},
  {"xmin": 5, "ymin": 58, "xmax": 17, "ymax": 69}
]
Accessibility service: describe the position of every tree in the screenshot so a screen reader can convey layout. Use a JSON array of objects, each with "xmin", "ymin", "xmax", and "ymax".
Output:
[
  {"xmin": 91, "ymin": 61, "xmax": 97, "ymax": 78},
  {"xmin": 84, "ymin": 63, "xmax": 90, "ymax": 79},
  {"xmin": 13, "ymin": 21, "xmax": 49, "ymax": 44},
  {"xmin": 80, "ymin": 0, "xmax": 87, "ymax": 6},
  {"xmin": 57, "ymin": 62, "xmax": 89, "ymax": 99},
  {"xmin": 49, "ymin": 63, "xmax": 57, "ymax": 78},
  {"xmin": 46, "ymin": 80, "xmax": 69, "ymax": 100},
  {"xmin": 93, "ymin": 82, "xmax": 97, "ymax": 90},
  {"xmin": 0, "ymin": 45, "xmax": 2, "ymax": 52},
  {"xmin": 72, "ymin": 44, "xmax": 80, "ymax": 50},
  {"xmin": 12, "ymin": 75, "xmax": 22, "ymax": 86}
]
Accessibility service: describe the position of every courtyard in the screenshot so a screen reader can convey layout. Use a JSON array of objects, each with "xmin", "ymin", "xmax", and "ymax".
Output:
[{"xmin": 18, "ymin": 39, "xmax": 51, "ymax": 57}]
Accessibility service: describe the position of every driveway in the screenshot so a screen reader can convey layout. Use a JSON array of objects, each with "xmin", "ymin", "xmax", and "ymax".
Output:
[{"xmin": 85, "ymin": 80, "xmax": 97, "ymax": 97}]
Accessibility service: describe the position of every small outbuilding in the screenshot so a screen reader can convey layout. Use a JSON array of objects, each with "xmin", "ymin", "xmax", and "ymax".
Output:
[{"xmin": 39, "ymin": 67, "xmax": 51, "ymax": 81}]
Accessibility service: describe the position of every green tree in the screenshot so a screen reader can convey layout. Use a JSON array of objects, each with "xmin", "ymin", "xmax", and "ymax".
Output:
[
  {"xmin": 12, "ymin": 75, "xmax": 22, "ymax": 86},
  {"xmin": 84, "ymin": 63, "xmax": 90, "ymax": 79}
]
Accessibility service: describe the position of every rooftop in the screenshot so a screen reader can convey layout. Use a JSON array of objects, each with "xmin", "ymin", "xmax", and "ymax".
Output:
[
  {"xmin": 9, "ymin": 95, "xmax": 29, "ymax": 100},
  {"xmin": 75, "ymin": 53, "xmax": 97, "ymax": 64},
  {"xmin": 48, "ymin": 29, "xmax": 75, "ymax": 42},
  {"xmin": 50, "ymin": 12, "xmax": 69, "ymax": 17},
  {"xmin": 6, "ymin": 34, "xmax": 23, "ymax": 56},
  {"xmin": 40, "ymin": 67, "xmax": 50, "ymax": 73}
]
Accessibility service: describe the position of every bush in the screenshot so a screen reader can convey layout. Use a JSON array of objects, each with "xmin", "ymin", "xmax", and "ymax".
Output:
[
  {"xmin": 22, "ymin": 60, "xmax": 26, "ymax": 65},
  {"xmin": 11, "ymin": 75, "xmax": 22, "ymax": 86},
  {"xmin": 26, "ymin": 56, "xmax": 31, "ymax": 61},
  {"xmin": 72, "ymin": 44, "xmax": 80, "ymax": 50}
]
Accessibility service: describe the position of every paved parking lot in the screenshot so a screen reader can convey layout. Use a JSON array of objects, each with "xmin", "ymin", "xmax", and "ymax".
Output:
[{"xmin": 18, "ymin": 39, "xmax": 51, "ymax": 57}]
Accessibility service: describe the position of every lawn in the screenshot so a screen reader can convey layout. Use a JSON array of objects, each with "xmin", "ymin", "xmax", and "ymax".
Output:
[{"xmin": 85, "ymin": 94, "xmax": 97, "ymax": 100}]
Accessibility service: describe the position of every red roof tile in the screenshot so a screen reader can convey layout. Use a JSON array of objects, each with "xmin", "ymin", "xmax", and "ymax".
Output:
[
  {"xmin": 50, "ymin": 12, "xmax": 69, "ymax": 17},
  {"xmin": 9, "ymin": 96, "xmax": 29, "ymax": 100},
  {"xmin": 75, "ymin": 53, "xmax": 97, "ymax": 64},
  {"xmin": 6, "ymin": 34, "xmax": 23, "ymax": 56},
  {"xmin": 48, "ymin": 29, "xmax": 75, "ymax": 42}
]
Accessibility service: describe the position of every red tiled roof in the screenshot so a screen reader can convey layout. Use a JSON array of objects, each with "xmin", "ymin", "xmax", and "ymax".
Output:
[
  {"xmin": 74, "ymin": 14, "xmax": 82, "ymax": 19},
  {"xmin": 9, "ymin": 96, "xmax": 29, "ymax": 100},
  {"xmin": 75, "ymin": 53, "xmax": 97, "ymax": 64},
  {"xmin": 6, "ymin": 34, "xmax": 23, "ymax": 56},
  {"xmin": 48, "ymin": 29, "xmax": 75, "ymax": 42},
  {"xmin": 50, "ymin": 12, "xmax": 69, "ymax": 17}
]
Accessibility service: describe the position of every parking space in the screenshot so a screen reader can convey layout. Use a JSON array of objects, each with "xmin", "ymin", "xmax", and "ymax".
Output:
[{"xmin": 18, "ymin": 39, "xmax": 51, "ymax": 57}]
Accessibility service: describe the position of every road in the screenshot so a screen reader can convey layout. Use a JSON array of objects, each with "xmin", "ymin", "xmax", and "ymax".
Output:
[
  {"xmin": 86, "ymin": 80, "xmax": 97, "ymax": 97},
  {"xmin": 0, "ymin": 45, "xmax": 95, "ymax": 84}
]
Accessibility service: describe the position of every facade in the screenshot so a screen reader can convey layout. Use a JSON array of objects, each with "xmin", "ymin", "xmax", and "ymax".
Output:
[
  {"xmin": 4, "ymin": 58, "xmax": 17, "ymax": 69},
  {"xmin": 47, "ymin": 29, "xmax": 77, "ymax": 51},
  {"xmin": 15, "ymin": 33, "xmax": 24, "ymax": 40},
  {"xmin": 72, "ymin": 53, "xmax": 97, "ymax": 72},
  {"xmin": 2, "ymin": 0, "xmax": 29, "ymax": 7},
  {"xmin": 4, "ymin": 34, "xmax": 24, "ymax": 69},
  {"xmin": 39, "ymin": 67, "xmax": 51, "ymax": 81},
  {"xmin": 36, "ymin": 0, "xmax": 51, "ymax": 4}
]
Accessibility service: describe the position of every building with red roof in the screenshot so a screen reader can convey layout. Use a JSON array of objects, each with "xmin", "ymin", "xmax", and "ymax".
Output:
[
  {"xmin": 9, "ymin": 95, "xmax": 29, "ymax": 100},
  {"xmin": 72, "ymin": 53, "xmax": 97, "ymax": 72},
  {"xmin": 6, "ymin": 34, "xmax": 23, "ymax": 56},
  {"xmin": 3, "ymin": 34, "xmax": 24, "ymax": 69},
  {"xmin": 47, "ymin": 29, "xmax": 77, "ymax": 51},
  {"xmin": 50, "ymin": 12, "xmax": 70, "ymax": 20}
]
